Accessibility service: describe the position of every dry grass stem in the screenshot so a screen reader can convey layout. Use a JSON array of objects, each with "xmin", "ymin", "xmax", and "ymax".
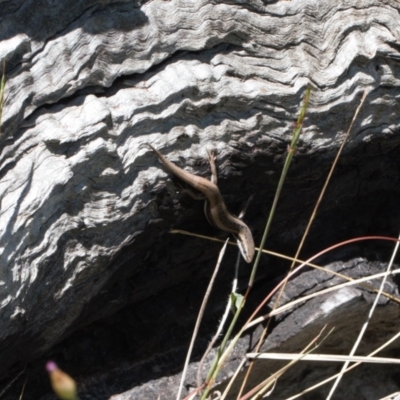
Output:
[
  {"xmin": 171, "ymin": 230, "xmax": 400, "ymax": 303},
  {"xmin": 236, "ymin": 326, "xmax": 329, "ymax": 400},
  {"xmin": 326, "ymin": 230, "xmax": 400, "ymax": 399},
  {"xmin": 285, "ymin": 331, "xmax": 400, "ymax": 399},
  {"xmin": 247, "ymin": 353, "xmax": 400, "ymax": 364},
  {"xmin": 197, "ymin": 251, "xmax": 241, "ymax": 388},
  {"xmin": 176, "ymin": 238, "xmax": 229, "ymax": 400},
  {"xmin": 245, "ymin": 267, "xmax": 400, "ymax": 331}
]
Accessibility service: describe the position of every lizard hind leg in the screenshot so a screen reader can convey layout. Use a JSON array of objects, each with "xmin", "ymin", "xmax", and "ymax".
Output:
[{"xmin": 206, "ymin": 148, "xmax": 218, "ymax": 185}]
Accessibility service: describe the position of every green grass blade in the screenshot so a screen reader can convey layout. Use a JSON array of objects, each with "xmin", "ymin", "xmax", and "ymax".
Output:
[{"xmin": 200, "ymin": 86, "xmax": 311, "ymax": 400}]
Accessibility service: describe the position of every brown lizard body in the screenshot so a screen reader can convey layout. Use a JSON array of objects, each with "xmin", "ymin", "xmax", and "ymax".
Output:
[{"xmin": 144, "ymin": 143, "xmax": 255, "ymax": 263}]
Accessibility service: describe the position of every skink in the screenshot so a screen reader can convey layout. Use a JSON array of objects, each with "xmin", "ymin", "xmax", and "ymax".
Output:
[{"xmin": 145, "ymin": 143, "xmax": 255, "ymax": 263}]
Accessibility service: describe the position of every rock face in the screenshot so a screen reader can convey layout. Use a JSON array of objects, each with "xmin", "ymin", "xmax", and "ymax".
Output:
[
  {"xmin": 0, "ymin": 0, "xmax": 400, "ymax": 398},
  {"xmin": 111, "ymin": 259, "xmax": 400, "ymax": 400}
]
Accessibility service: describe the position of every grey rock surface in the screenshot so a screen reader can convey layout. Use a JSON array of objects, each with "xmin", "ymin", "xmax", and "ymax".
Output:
[{"xmin": 0, "ymin": 0, "xmax": 400, "ymax": 398}]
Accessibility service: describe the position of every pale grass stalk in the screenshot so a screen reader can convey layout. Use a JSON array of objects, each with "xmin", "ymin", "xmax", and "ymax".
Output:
[
  {"xmin": 236, "ymin": 326, "xmax": 329, "ymax": 400},
  {"xmin": 379, "ymin": 391, "xmax": 400, "ymax": 400},
  {"xmin": 288, "ymin": 90, "xmax": 367, "ymax": 273},
  {"xmin": 219, "ymin": 358, "xmax": 247, "ymax": 400},
  {"xmin": 18, "ymin": 376, "xmax": 27, "ymax": 400},
  {"xmin": 246, "ymin": 353, "xmax": 400, "ymax": 365},
  {"xmin": 275, "ymin": 89, "xmax": 368, "ymax": 322},
  {"xmin": 285, "ymin": 331, "xmax": 400, "ymax": 400},
  {"xmin": 252, "ymin": 379, "xmax": 276, "ymax": 400},
  {"xmin": 246, "ymin": 267, "xmax": 400, "ymax": 331},
  {"xmin": 212, "ymin": 236, "xmax": 400, "ymax": 392},
  {"xmin": 240, "ymin": 90, "xmax": 366, "ymax": 399},
  {"xmin": 238, "ymin": 90, "xmax": 366, "ymax": 397},
  {"xmin": 239, "ymin": 236, "xmax": 400, "ymax": 336},
  {"xmin": 197, "ymin": 250, "xmax": 240, "ymax": 388},
  {"xmin": 172, "ymin": 238, "xmax": 400, "ymax": 399},
  {"xmin": 248, "ymin": 329, "xmax": 333, "ymax": 400},
  {"xmin": 171, "ymin": 230, "xmax": 400, "ymax": 304},
  {"xmin": 0, "ymin": 369, "xmax": 25, "ymax": 399},
  {"xmin": 197, "ymin": 88, "xmax": 311, "ymax": 400},
  {"xmin": 176, "ymin": 238, "xmax": 229, "ymax": 400},
  {"xmin": 326, "ymin": 230, "xmax": 400, "ymax": 399}
]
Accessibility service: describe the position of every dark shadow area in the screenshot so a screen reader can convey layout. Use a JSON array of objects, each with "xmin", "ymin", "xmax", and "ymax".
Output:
[
  {"xmin": 1, "ymin": 130, "xmax": 400, "ymax": 398},
  {"xmin": 1, "ymin": 1, "xmax": 147, "ymax": 48}
]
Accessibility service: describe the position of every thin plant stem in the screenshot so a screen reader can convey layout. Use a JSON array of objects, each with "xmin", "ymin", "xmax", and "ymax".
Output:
[
  {"xmin": 18, "ymin": 376, "xmax": 28, "ymax": 400},
  {"xmin": 240, "ymin": 326, "xmax": 332, "ymax": 400},
  {"xmin": 254, "ymin": 91, "xmax": 367, "ymax": 398},
  {"xmin": 285, "ymin": 331, "xmax": 400, "ymax": 400},
  {"xmin": 326, "ymin": 229, "xmax": 400, "ymax": 399},
  {"xmin": 201, "ymin": 87, "xmax": 311, "ymax": 400},
  {"xmin": 242, "ymin": 236, "xmax": 400, "ymax": 335},
  {"xmin": 197, "ymin": 249, "xmax": 240, "ymax": 389},
  {"xmin": 176, "ymin": 238, "xmax": 229, "ymax": 400},
  {"xmin": 213, "ymin": 236, "xmax": 400, "ymax": 392},
  {"xmin": 171, "ymin": 230, "xmax": 400, "ymax": 304},
  {"xmin": 289, "ymin": 90, "xmax": 367, "ymax": 272},
  {"xmin": 249, "ymin": 86, "xmax": 311, "ymax": 289},
  {"xmin": 0, "ymin": 369, "xmax": 25, "ymax": 399},
  {"xmin": 246, "ymin": 267, "xmax": 400, "ymax": 330},
  {"xmin": 189, "ymin": 234, "xmax": 400, "ymax": 400},
  {"xmin": 236, "ymin": 87, "xmax": 311, "ymax": 399}
]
